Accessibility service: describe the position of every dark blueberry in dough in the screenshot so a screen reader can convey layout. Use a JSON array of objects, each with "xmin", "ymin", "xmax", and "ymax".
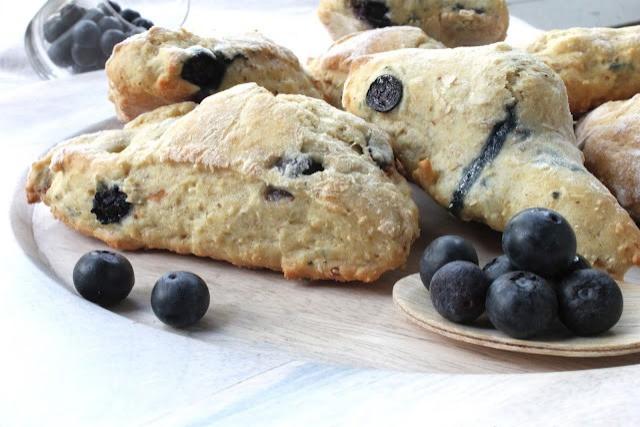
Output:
[
  {"xmin": 132, "ymin": 17, "xmax": 154, "ymax": 29},
  {"xmin": 73, "ymin": 250, "xmax": 134, "ymax": 307},
  {"xmin": 557, "ymin": 269, "xmax": 623, "ymax": 336},
  {"xmin": 366, "ymin": 74, "xmax": 403, "ymax": 113},
  {"xmin": 430, "ymin": 261, "xmax": 489, "ymax": 324},
  {"xmin": 419, "ymin": 235, "xmax": 478, "ymax": 290},
  {"xmin": 82, "ymin": 7, "xmax": 106, "ymax": 23},
  {"xmin": 482, "ymin": 255, "xmax": 516, "ymax": 283},
  {"xmin": 100, "ymin": 29, "xmax": 127, "ymax": 56},
  {"xmin": 486, "ymin": 271, "xmax": 558, "ymax": 339},
  {"xmin": 151, "ymin": 271, "xmax": 210, "ymax": 328},
  {"xmin": 502, "ymin": 208, "xmax": 577, "ymax": 278},
  {"xmin": 91, "ymin": 184, "xmax": 132, "ymax": 224},
  {"xmin": 181, "ymin": 49, "xmax": 228, "ymax": 90},
  {"xmin": 98, "ymin": 16, "xmax": 122, "ymax": 32},
  {"xmin": 71, "ymin": 43, "xmax": 101, "ymax": 67},
  {"xmin": 72, "ymin": 20, "xmax": 101, "ymax": 48},
  {"xmin": 120, "ymin": 8, "xmax": 141, "ymax": 23},
  {"xmin": 47, "ymin": 32, "xmax": 74, "ymax": 67},
  {"xmin": 265, "ymin": 186, "xmax": 294, "ymax": 202},
  {"xmin": 275, "ymin": 154, "xmax": 323, "ymax": 178},
  {"xmin": 351, "ymin": 0, "xmax": 392, "ymax": 28}
]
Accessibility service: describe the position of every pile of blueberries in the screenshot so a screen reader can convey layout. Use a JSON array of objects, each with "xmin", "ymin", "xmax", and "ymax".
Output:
[
  {"xmin": 45, "ymin": 1, "xmax": 153, "ymax": 73},
  {"xmin": 420, "ymin": 208, "xmax": 624, "ymax": 339},
  {"xmin": 73, "ymin": 250, "xmax": 209, "ymax": 328}
]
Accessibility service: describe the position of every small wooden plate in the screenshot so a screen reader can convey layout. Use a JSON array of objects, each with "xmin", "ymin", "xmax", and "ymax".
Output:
[{"xmin": 393, "ymin": 274, "xmax": 640, "ymax": 357}]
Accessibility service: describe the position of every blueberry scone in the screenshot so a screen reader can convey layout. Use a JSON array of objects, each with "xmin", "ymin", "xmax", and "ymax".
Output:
[
  {"xmin": 317, "ymin": 0, "xmax": 509, "ymax": 47},
  {"xmin": 26, "ymin": 84, "xmax": 419, "ymax": 282},
  {"xmin": 106, "ymin": 27, "xmax": 323, "ymax": 122},
  {"xmin": 342, "ymin": 44, "xmax": 640, "ymax": 276},
  {"xmin": 576, "ymin": 94, "xmax": 640, "ymax": 223},
  {"xmin": 308, "ymin": 26, "xmax": 444, "ymax": 107},
  {"xmin": 527, "ymin": 26, "xmax": 640, "ymax": 115}
]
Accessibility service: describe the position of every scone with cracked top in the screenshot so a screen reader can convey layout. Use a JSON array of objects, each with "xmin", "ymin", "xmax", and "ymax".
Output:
[
  {"xmin": 317, "ymin": 0, "xmax": 509, "ymax": 47},
  {"xmin": 106, "ymin": 27, "xmax": 323, "ymax": 122},
  {"xmin": 527, "ymin": 26, "xmax": 640, "ymax": 115},
  {"xmin": 342, "ymin": 44, "xmax": 640, "ymax": 276},
  {"xmin": 576, "ymin": 94, "xmax": 640, "ymax": 223},
  {"xmin": 308, "ymin": 26, "xmax": 445, "ymax": 107},
  {"xmin": 26, "ymin": 83, "xmax": 419, "ymax": 283}
]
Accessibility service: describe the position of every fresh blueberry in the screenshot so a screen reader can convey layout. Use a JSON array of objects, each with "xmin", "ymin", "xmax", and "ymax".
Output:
[
  {"xmin": 132, "ymin": 17, "xmax": 153, "ymax": 29},
  {"xmin": 151, "ymin": 272, "xmax": 210, "ymax": 328},
  {"xmin": 47, "ymin": 32, "xmax": 74, "ymax": 67},
  {"xmin": 569, "ymin": 254, "xmax": 591, "ymax": 272},
  {"xmin": 486, "ymin": 271, "xmax": 558, "ymax": 339},
  {"xmin": 99, "ymin": 0, "xmax": 122, "ymax": 14},
  {"xmin": 44, "ymin": 16, "xmax": 67, "ymax": 43},
  {"xmin": 430, "ymin": 261, "xmax": 489, "ymax": 324},
  {"xmin": 502, "ymin": 208, "xmax": 577, "ymax": 278},
  {"xmin": 366, "ymin": 74, "xmax": 403, "ymax": 113},
  {"xmin": 482, "ymin": 255, "xmax": 517, "ymax": 283},
  {"xmin": 72, "ymin": 20, "xmax": 101, "ymax": 48},
  {"xmin": 59, "ymin": 4, "xmax": 85, "ymax": 27},
  {"xmin": 108, "ymin": 1, "xmax": 122, "ymax": 13},
  {"xmin": 82, "ymin": 7, "xmax": 106, "ymax": 23},
  {"xmin": 91, "ymin": 184, "xmax": 132, "ymax": 224},
  {"xmin": 120, "ymin": 8, "xmax": 141, "ymax": 23},
  {"xmin": 351, "ymin": 0, "xmax": 392, "ymax": 28},
  {"xmin": 73, "ymin": 250, "xmax": 134, "ymax": 307},
  {"xmin": 557, "ymin": 269, "xmax": 623, "ymax": 336},
  {"xmin": 100, "ymin": 29, "xmax": 127, "ymax": 56},
  {"xmin": 181, "ymin": 49, "xmax": 228, "ymax": 89},
  {"xmin": 419, "ymin": 235, "xmax": 478, "ymax": 290},
  {"xmin": 72, "ymin": 43, "xmax": 101, "ymax": 67},
  {"xmin": 98, "ymin": 16, "xmax": 122, "ymax": 32}
]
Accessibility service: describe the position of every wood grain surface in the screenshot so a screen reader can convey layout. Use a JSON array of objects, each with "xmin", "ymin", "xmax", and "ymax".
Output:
[{"xmin": 394, "ymin": 274, "xmax": 640, "ymax": 357}]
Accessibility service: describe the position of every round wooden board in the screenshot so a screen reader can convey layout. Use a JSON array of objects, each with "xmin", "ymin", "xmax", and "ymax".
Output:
[{"xmin": 394, "ymin": 274, "xmax": 640, "ymax": 357}]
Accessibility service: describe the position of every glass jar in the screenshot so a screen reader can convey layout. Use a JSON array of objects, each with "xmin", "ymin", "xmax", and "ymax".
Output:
[{"xmin": 25, "ymin": 0, "xmax": 190, "ymax": 79}]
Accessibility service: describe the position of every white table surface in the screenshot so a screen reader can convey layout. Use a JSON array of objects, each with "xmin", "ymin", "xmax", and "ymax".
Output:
[{"xmin": 3, "ymin": 2, "xmax": 640, "ymax": 426}]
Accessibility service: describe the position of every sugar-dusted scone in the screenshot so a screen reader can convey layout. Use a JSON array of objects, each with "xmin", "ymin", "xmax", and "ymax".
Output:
[
  {"xmin": 26, "ymin": 84, "xmax": 419, "ymax": 282},
  {"xmin": 527, "ymin": 26, "xmax": 640, "ymax": 115},
  {"xmin": 106, "ymin": 27, "xmax": 322, "ymax": 122},
  {"xmin": 576, "ymin": 94, "xmax": 640, "ymax": 223},
  {"xmin": 317, "ymin": 0, "xmax": 509, "ymax": 47},
  {"xmin": 342, "ymin": 44, "xmax": 640, "ymax": 276},
  {"xmin": 308, "ymin": 26, "xmax": 445, "ymax": 107}
]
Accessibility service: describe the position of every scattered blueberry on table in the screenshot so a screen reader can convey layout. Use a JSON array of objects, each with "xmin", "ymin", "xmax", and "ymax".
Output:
[
  {"xmin": 419, "ymin": 208, "xmax": 623, "ymax": 340},
  {"xmin": 151, "ymin": 272, "xmax": 211, "ymax": 328},
  {"xmin": 43, "ymin": 1, "xmax": 154, "ymax": 74},
  {"xmin": 73, "ymin": 250, "xmax": 135, "ymax": 307}
]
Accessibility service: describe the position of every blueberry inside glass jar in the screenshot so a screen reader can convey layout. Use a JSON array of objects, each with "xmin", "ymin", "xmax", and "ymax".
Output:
[{"xmin": 25, "ymin": 0, "xmax": 190, "ymax": 78}]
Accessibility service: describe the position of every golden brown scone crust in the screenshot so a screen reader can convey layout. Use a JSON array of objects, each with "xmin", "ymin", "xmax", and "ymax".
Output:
[
  {"xmin": 317, "ymin": 0, "xmax": 509, "ymax": 47},
  {"xmin": 576, "ymin": 94, "xmax": 640, "ymax": 223},
  {"xmin": 26, "ymin": 84, "xmax": 419, "ymax": 283},
  {"xmin": 307, "ymin": 26, "xmax": 444, "ymax": 107},
  {"xmin": 527, "ymin": 26, "xmax": 640, "ymax": 115},
  {"xmin": 106, "ymin": 27, "xmax": 322, "ymax": 122},
  {"xmin": 343, "ymin": 44, "xmax": 640, "ymax": 276}
]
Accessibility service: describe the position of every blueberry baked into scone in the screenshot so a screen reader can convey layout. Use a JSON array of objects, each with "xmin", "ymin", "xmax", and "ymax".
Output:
[
  {"xmin": 317, "ymin": 0, "xmax": 509, "ymax": 47},
  {"xmin": 576, "ymin": 94, "xmax": 640, "ymax": 223},
  {"xmin": 342, "ymin": 44, "xmax": 640, "ymax": 276},
  {"xmin": 26, "ymin": 83, "xmax": 419, "ymax": 282},
  {"xmin": 106, "ymin": 27, "xmax": 323, "ymax": 122},
  {"xmin": 307, "ymin": 26, "xmax": 444, "ymax": 107},
  {"xmin": 527, "ymin": 26, "xmax": 640, "ymax": 115}
]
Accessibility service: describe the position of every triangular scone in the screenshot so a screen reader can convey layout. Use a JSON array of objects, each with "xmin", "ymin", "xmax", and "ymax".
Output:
[
  {"xmin": 26, "ymin": 84, "xmax": 419, "ymax": 283},
  {"xmin": 342, "ymin": 44, "xmax": 640, "ymax": 276},
  {"xmin": 106, "ymin": 27, "xmax": 322, "ymax": 122}
]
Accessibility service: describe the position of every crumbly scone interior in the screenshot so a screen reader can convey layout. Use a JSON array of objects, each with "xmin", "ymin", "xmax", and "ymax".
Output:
[
  {"xmin": 27, "ymin": 84, "xmax": 419, "ymax": 282},
  {"xmin": 342, "ymin": 44, "xmax": 640, "ymax": 276}
]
